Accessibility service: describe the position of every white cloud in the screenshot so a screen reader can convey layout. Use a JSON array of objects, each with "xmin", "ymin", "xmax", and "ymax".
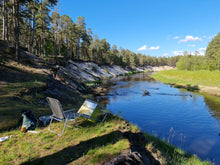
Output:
[
  {"xmin": 188, "ymin": 45, "xmax": 196, "ymax": 47},
  {"xmin": 198, "ymin": 47, "xmax": 206, "ymax": 51},
  {"xmin": 179, "ymin": 35, "xmax": 203, "ymax": 43},
  {"xmin": 149, "ymin": 46, "xmax": 160, "ymax": 50},
  {"xmin": 137, "ymin": 45, "xmax": 160, "ymax": 51},
  {"xmin": 137, "ymin": 45, "xmax": 147, "ymax": 51},
  {"xmin": 173, "ymin": 51, "xmax": 184, "ymax": 56},
  {"xmin": 173, "ymin": 36, "xmax": 180, "ymax": 39}
]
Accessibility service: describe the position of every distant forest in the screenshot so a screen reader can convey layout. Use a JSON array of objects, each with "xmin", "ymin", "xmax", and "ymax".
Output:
[{"xmin": 0, "ymin": 0, "xmax": 219, "ymax": 70}]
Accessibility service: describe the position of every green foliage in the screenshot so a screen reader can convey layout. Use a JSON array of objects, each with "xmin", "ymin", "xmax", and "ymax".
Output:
[
  {"xmin": 1, "ymin": 0, "xmax": 182, "ymax": 68},
  {"xmin": 206, "ymin": 32, "xmax": 220, "ymax": 71},
  {"xmin": 176, "ymin": 54, "xmax": 208, "ymax": 71}
]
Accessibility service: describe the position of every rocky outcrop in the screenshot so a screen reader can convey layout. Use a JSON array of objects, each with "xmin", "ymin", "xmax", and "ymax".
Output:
[
  {"xmin": 58, "ymin": 60, "xmax": 174, "ymax": 83},
  {"xmin": 64, "ymin": 60, "xmax": 130, "ymax": 82},
  {"xmin": 53, "ymin": 60, "xmax": 175, "ymax": 95}
]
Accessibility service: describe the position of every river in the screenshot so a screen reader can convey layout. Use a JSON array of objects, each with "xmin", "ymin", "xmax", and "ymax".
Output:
[{"xmin": 96, "ymin": 73, "xmax": 220, "ymax": 164}]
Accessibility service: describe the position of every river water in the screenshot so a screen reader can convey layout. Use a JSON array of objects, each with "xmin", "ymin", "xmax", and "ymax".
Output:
[{"xmin": 97, "ymin": 73, "xmax": 220, "ymax": 164}]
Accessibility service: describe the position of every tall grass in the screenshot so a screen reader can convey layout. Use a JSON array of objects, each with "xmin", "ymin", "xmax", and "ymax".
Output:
[{"xmin": 144, "ymin": 133, "xmax": 211, "ymax": 165}]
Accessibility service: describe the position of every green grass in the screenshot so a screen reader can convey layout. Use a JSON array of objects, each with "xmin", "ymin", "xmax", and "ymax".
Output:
[
  {"xmin": 0, "ymin": 115, "xmax": 131, "ymax": 165},
  {"xmin": 144, "ymin": 133, "xmax": 211, "ymax": 165},
  {"xmin": 124, "ymin": 70, "xmax": 143, "ymax": 76},
  {"xmin": 0, "ymin": 115, "xmax": 211, "ymax": 165},
  {"xmin": 86, "ymin": 80, "xmax": 103, "ymax": 86},
  {"xmin": 152, "ymin": 69, "xmax": 220, "ymax": 88},
  {"xmin": 0, "ymin": 79, "xmax": 49, "ymax": 131}
]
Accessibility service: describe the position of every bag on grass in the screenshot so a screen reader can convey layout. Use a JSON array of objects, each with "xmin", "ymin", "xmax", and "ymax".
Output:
[{"xmin": 20, "ymin": 110, "xmax": 37, "ymax": 132}]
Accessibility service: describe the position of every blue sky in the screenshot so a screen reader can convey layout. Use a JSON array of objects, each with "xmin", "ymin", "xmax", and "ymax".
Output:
[{"xmin": 59, "ymin": 0, "xmax": 220, "ymax": 57}]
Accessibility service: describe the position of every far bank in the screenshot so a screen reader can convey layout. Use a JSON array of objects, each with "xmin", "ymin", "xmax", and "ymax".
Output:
[{"xmin": 151, "ymin": 69, "xmax": 220, "ymax": 96}]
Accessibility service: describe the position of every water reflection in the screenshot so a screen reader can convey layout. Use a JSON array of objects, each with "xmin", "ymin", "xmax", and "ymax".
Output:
[
  {"xmin": 96, "ymin": 73, "xmax": 220, "ymax": 164},
  {"xmin": 204, "ymin": 95, "xmax": 220, "ymax": 123}
]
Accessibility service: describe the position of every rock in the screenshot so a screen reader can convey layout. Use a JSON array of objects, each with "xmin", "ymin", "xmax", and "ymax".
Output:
[{"xmin": 142, "ymin": 89, "xmax": 150, "ymax": 96}]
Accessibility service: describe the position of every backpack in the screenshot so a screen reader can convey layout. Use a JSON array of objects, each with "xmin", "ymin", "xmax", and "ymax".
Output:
[{"xmin": 21, "ymin": 110, "xmax": 37, "ymax": 132}]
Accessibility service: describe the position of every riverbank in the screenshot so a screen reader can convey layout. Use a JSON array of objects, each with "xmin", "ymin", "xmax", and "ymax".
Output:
[
  {"xmin": 152, "ymin": 70, "xmax": 220, "ymax": 96},
  {"xmin": 0, "ymin": 114, "xmax": 211, "ymax": 165},
  {"xmin": 0, "ymin": 46, "xmax": 210, "ymax": 164}
]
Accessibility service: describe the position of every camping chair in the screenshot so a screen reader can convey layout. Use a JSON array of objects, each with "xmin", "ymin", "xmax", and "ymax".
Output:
[
  {"xmin": 47, "ymin": 97, "xmax": 78, "ymax": 136},
  {"xmin": 77, "ymin": 99, "xmax": 109, "ymax": 122},
  {"xmin": 47, "ymin": 97, "xmax": 108, "ymax": 136}
]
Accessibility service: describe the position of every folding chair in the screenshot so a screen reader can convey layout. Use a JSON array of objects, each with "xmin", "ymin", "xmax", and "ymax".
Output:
[
  {"xmin": 46, "ymin": 97, "xmax": 78, "ymax": 136},
  {"xmin": 77, "ymin": 99, "xmax": 109, "ymax": 122},
  {"xmin": 77, "ymin": 99, "xmax": 98, "ymax": 120},
  {"xmin": 47, "ymin": 97, "xmax": 108, "ymax": 136}
]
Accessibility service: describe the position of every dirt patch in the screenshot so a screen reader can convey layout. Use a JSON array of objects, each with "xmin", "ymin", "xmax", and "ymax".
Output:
[{"xmin": 199, "ymin": 85, "xmax": 220, "ymax": 96}]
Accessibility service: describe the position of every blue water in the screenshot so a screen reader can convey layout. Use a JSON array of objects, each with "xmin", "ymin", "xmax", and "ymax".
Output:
[{"xmin": 99, "ymin": 74, "xmax": 220, "ymax": 164}]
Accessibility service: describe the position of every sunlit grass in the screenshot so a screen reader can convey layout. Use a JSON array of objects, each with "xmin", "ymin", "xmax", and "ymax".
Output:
[
  {"xmin": 152, "ymin": 69, "xmax": 220, "ymax": 87},
  {"xmin": 0, "ymin": 115, "xmax": 131, "ymax": 165}
]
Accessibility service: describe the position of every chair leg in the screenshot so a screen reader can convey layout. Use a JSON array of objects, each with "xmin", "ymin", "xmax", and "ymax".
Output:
[
  {"xmin": 48, "ymin": 116, "xmax": 66, "ymax": 136},
  {"xmin": 74, "ymin": 118, "xmax": 78, "ymax": 128},
  {"xmin": 48, "ymin": 116, "xmax": 54, "ymax": 132},
  {"xmin": 102, "ymin": 113, "xmax": 108, "ymax": 122},
  {"xmin": 60, "ymin": 118, "xmax": 68, "ymax": 136}
]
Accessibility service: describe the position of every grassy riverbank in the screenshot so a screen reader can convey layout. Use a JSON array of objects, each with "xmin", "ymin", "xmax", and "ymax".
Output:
[
  {"xmin": 152, "ymin": 70, "xmax": 220, "ymax": 96},
  {"xmin": 0, "ymin": 114, "xmax": 211, "ymax": 165}
]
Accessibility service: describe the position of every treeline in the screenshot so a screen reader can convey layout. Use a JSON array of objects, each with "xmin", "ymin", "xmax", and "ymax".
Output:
[
  {"xmin": 177, "ymin": 33, "xmax": 220, "ymax": 71},
  {"xmin": 0, "ymin": 0, "xmax": 179, "ymax": 68},
  {"xmin": 176, "ymin": 52, "xmax": 208, "ymax": 71}
]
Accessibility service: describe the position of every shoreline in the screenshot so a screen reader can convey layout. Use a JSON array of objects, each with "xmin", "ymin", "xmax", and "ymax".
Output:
[{"xmin": 151, "ymin": 70, "xmax": 220, "ymax": 97}]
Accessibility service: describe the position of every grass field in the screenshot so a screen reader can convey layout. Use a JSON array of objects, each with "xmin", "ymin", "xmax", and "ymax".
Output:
[{"xmin": 152, "ymin": 70, "xmax": 220, "ymax": 88}]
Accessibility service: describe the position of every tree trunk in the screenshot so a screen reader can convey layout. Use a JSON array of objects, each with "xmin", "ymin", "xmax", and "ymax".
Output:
[
  {"xmin": 15, "ymin": 0, "xmax": 20, "ymax": 58},
  {"xmin": 40, "ymin": 0, "xmax": 43, "ymax": 56},
  {"xmin": 5, "ymin": 2, "xmax": 8, "ymax": 42},
  {"xmin": 31, "ymin": 0, "xmax": 36, "ymax": 54},
  {"xmin": 2, "ymin": 0, "xmax": 5, "ymax": 40},
  {"xmin": 43, "ymin": 31, "xmax": 46, "ymax": 56},
  {"xmin": 13, "ymin": 0, "xmax": 20, "ymax": 59}
]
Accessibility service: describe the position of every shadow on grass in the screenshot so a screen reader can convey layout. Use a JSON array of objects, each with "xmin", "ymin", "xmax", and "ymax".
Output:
[
  {"xmin": 0, "ymin": 65, "xmax": 48, "ymax": 83},
  {"xmin": 21, "ymin": 127, "xmax": 162, "ymax": 165},
  {"xmin": 21, "ymin": 130, "xmax": 123, "ymax": 165}
]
